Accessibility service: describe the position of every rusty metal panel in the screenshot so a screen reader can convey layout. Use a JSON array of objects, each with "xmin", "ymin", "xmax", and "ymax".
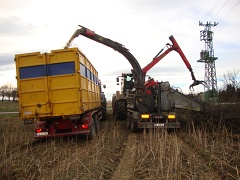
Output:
[{"xmin": 160, "ymin": 82, "xmax": 203, "ymax": 112}]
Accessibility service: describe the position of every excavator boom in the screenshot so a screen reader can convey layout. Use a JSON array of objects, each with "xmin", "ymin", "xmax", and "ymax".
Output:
[
  {"xmin": 142, "ymin": 35, "xmax": 206, "ymax": 90},
  {"xmin": 66, "ymin": 26, "xmax": 205, "ymax": 90},
  {"xmin": 65, "ymin": 25, "xmax": 204, "ymax": 117},
  {"xmin": 65, "ymin": 25, "xmax": 144, "ymax": 90},
  {"xmin": 142, "ymin": 47, "xmax": 172, "ymax": 76}
]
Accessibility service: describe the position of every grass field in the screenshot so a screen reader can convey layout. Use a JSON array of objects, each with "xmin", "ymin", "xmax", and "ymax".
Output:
[
  {"xmin": 0, "ymin": 101, "xmax": 18, "ymax": 112},
  {"xmin": 0, "ymin": 102, "xmax": 239, "ymax": 179}
]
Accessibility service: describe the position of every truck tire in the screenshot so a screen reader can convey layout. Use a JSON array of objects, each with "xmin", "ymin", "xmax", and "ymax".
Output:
[
  {"xmin": 101, "ymin": 101, "xmax": 107, "ymax": 121},
  {"xmin": 94, "ymin": 114, "xmax": 99, "ymax": 134},
  {"xmin": 112, "ymin": 96, "xmax": 116, "ymax": 115},
  {"xmin": 116, "ymin": 101, "xmax": 127, "ymax": 120},
  {"xmin": 87, "ymin": 120, "xmax": 96, "ymax": 140}
]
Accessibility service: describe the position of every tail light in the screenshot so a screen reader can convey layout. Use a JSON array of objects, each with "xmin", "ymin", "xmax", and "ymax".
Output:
[
  {"xmin": 81, "ymin": 124, "xmax": 89, "ymax": 129},
  {"xmin": 36, "ymin": 129, "xmax": 42, "ymax": 133}
]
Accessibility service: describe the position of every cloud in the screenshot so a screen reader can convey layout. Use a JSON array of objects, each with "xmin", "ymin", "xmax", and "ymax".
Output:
[
  {"xmin": 0, "ymin": 0, "xmax": 239, "ymax": 100},
  {"xmin": 0, "ymin": 16, "xmax": 36, "ymax": 36},
  {"xmin": 0, "ymin": 54, "xmax": 15, "ymax": 69},
  {"xmin": 102, "ymin": 69, "xmax": 134, "ymax": 76}
]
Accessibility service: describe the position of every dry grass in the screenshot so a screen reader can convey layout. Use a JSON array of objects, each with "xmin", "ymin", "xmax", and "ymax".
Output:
[
  {"xmin": 123, "ymin": 104, "xmax": 240, "ymax": 179},
  {"xmin": 0, "ymin": 103, "xmax": 128, "ymax": 179},
  {"xmin": 128, "ymin": 125, "xmax": 239, "ymax": 179},
  {"xmin": 0, "ymin": 102, "xmax": 239, "ymax": 179},
  {"xmin": 0, "ymin": 101, "xmax": 18, "ymax": 112},
  {"xmin": 184, "ymin": 109, "xmax": 240, "ymax": 179},
  {"xmin": 132, "ymin": 130, "xmax": 183, "ymax": 179}
]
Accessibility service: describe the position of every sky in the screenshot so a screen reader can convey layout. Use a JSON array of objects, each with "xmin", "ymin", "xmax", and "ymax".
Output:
[{"xmin": 0, "ymin": 0, "xmax": 240, "ymax": 100}]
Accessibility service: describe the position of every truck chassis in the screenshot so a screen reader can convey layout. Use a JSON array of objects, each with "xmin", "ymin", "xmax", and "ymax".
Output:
[{"xmin": 34, "ymin": 110, "xmax": 103, "ymax": 139}]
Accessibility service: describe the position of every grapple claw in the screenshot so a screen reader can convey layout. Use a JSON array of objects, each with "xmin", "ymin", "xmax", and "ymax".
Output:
[{"xmin": 189, "ymin": 80, "xmax": 207, "ymax": 91}]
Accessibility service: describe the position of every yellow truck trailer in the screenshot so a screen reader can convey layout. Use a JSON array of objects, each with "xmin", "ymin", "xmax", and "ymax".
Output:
[{"xmin": 15, "ymin": 48, "xmax": 106, "ymax": 139}]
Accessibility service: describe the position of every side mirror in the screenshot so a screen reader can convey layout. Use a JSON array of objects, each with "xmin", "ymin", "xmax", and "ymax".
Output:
[
  {"xmin": 116, "ymin": 77, "xmax": 119, "ymax": 82},
  {"xmin": 103, "ymin": 85, "xmax": 106, "ymax": 89}
]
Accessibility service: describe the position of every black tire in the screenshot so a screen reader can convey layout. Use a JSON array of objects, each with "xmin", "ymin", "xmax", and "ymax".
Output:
[
  {"xmin": 101, "ymin": 101, "xmax": 107, "ymax": 121},
  {"xmin": 112, "ymin": 96, "xmax": 116, "ymax": 115},
  {"xmin": 116, "ymin": 101, "xmax": 127, "ymax": 120},
  {"xmin": 94, "ymin": 114, "xmax": 99, "ymax": 134},
  {"xmin": 87, "ymin": 120, "xmax": 96, "ymax": 140}
]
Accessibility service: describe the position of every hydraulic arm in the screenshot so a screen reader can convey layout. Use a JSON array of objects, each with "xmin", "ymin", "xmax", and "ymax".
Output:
[
  {"xmin": 142, "ymin": 36, "xmax": 206, "ymax": 90},
  {"xmin": 65, "ymin": 25, "xmax": 205, "ymax": 115},
  {"xmin": 65, "ymin": 25, "xmax": 144, "ymax": 93}
]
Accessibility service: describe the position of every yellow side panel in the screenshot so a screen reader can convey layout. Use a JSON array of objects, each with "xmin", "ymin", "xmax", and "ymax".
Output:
[
  {"xmin": 16, "ymin": 48, "xmax": 101, "ymax": 121},
  {"xmin": 20, "ymin": 91, "xmax": 49, "ymax": 118},
  {"xmin": 48, "ymin": 48, "xmax": 77, "ymax": 63},
  {"xmin": 49, "ymin": 75, "xmax": 81, "ymax": 116},
  {"xmin": 79, "ymin": 77, "xmax": 101, "ymax": 111},
  {"xmin": 20, "ymin": 78, "xmax": 46, "ymax": 93},
  {"xmin": 80, "ymin": 77, "xmax": 89, "ymax": 111},
  {"xmin": 16, "ymin": 52, "xmax": 45, "ymax": 67},
  {"xmin": 15, "ymin": 52, "xmax": 50, "ymax": 120}
]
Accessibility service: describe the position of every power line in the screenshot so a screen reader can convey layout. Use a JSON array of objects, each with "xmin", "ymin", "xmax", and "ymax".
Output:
[
  {"xmin": 218, "ymin": 0, "xmax": 240, "ymax": 23},
  {"xmin": 203, "ymin": 0, "xmax": 221, "ymax": 21},
  {"xmin": 211, "ymin": 0, "xmax": 230, "ymax": 22}
]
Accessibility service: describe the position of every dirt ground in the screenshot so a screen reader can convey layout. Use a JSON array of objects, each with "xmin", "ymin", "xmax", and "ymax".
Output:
[{"xmin": 0, "ymin": 109, "xmax": 240, "ymax": 179}]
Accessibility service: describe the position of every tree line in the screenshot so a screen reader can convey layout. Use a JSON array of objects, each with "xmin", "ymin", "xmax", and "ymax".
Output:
[
  {"xmin": 218, "ymin": 69, "xmax": 240, "ymax": 103},
  {"xmin": 0, "ymin": 85, "xmax": 18, "ymax": 102},
  {"xmin": 218, "ymin": 84, "xmax": 240, "ymax": 102}
]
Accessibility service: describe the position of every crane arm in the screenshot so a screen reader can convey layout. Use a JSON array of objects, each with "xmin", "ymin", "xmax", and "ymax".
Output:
[
  {"xmin": 65, "ymin": 25, "xmax": 144, "ymax": 89},
  {"xmin": 170, "ymin": 36, "xmax": 207, "ymax": 89},
  {"xmin": 169, "ymin": 36, "xmax": 195, "ymax": 81},
  {"xmin": 142, "ymin": 35, "xmax": 206, "ymax": 90},
  {"xmin": 142, "ymin": 46, "xmax": 172, "ymax": 76}
]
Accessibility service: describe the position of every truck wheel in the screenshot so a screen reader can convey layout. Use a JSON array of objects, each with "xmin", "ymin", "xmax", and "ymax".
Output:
[
  {"xmin": 116, "ymin": 101, "xmax": 127, "ymax": 120},
  {"xmin": 94, "ymin": 114, "xmax": 99, "ymax": 134},
  {"xmin": 112, "ymin": 96, "xmax": 116, "ymax": 115},
  {"xmin": 87, "ymin": 120, "xmax": 96, "ymax": 140},
  {"xmin": 101, "ymin": 101, "xmax": 107, "ymax": 121}
]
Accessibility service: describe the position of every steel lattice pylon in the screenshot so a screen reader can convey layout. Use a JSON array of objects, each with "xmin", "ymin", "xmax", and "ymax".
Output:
[{"xmin": 198, "ymin": 21, "xmax": 218, "ymax": 101}]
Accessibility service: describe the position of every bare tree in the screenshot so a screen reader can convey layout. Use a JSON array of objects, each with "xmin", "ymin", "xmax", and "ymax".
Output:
[
  {"xmin": 0, "ymin": 85, "xmax": 9, "ymax": 102},
  {"xmin": 11, "ymin": 88, "xmax": 18, "ymax": 101},
  {"xmin": 221, "ymin": 69, "xmax": 240, "ymax": 90},
  {"xmin": 0, "ymin": 84, "xmax": 17, "ymax": 101},
  {"xmin": 5, "ymin": 86, "xmax": 11, "ymax": 101}
]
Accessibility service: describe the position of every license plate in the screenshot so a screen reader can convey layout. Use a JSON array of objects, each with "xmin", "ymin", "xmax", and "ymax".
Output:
[
  {"xmin": 155, "ymin": 116, "xmax": 163, "ymax": 119},
  {"xmin": 154, "ymin": 123, "xmax": 164, "ymax": 127},
  {"xmin": 36, "ymin": 132, "xmax": 48, "ymax": 136}
]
